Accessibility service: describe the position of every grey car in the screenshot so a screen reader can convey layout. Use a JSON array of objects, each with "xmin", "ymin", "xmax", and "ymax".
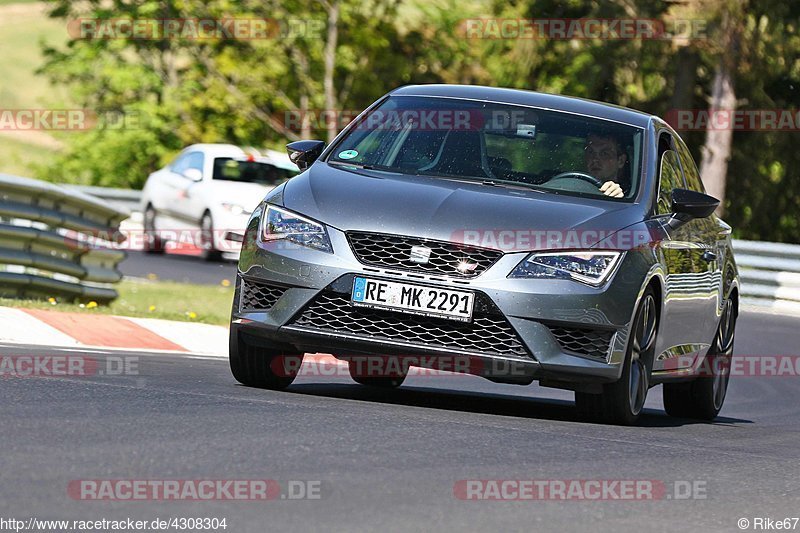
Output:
[{"xmin": 229, "ymin": 84, "xmax": 739, "ymax": 425}]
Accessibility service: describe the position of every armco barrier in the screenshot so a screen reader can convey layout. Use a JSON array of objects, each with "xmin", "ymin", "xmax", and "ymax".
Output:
[
  {"xmin": 733, "ymin": 239, "xmax": 800, "ymax": 312},
  {"xmin": 65, "ymin": 184, "xmax": 142, "ymax": 214},
  {"xmin": 14, "ymin": 182, "xmax": 800, "ymax": 311},
  {"xmin": 0, "ymin": 174, "xmax": 127, "ymax": 303}
]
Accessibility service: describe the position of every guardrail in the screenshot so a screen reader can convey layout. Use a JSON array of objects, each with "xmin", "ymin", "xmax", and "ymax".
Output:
[
  {"xmin": 0, "ymin": 174, "xmax": 128, "ymax": 303},
  {"xmin": 65, "ymin": 184, "xmax": 142, "ymax": 214},
  {"xmin": 13, "ymin": 183, "xmax": 800, "ymax": 310},
  {"xmin": 733, "ymin": 239, "xmax": 800, "ymax": 312}
]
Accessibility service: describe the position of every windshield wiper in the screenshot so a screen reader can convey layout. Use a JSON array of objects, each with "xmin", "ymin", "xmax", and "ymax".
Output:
[
  {"xmin": 328, "ymin": 161, "xmax": 406, "ymax": 173},
  {"xmin": 480, "ymin": 178, "xmax": 546, "ymax": 193},
  {"xmin": 436, "ymin": 175, "xmax": 544, "ymax": 192}
]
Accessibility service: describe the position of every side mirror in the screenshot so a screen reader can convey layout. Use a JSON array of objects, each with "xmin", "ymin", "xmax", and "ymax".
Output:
[
  {"xmin": 671, "ymin": 188, "xmax": 719, "ymax": 219},
  {"xmin": 286, "ymin": 140, "xmax": 325, "ymax": 171},
  {"xmin": 182, "ymin": 168, "xmax": 203, "ymax": 181}
]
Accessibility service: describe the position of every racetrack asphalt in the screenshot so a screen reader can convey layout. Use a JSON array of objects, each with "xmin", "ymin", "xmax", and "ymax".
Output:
[
  {"xmin": 0, "ymin": 309, "xmax": 798, "ymax": 532},
  {"xmin": 118, "ymin": 251, "xmax": 236, "ymax": 285}
]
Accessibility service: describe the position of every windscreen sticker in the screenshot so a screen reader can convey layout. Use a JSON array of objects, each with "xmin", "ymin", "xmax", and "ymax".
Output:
[{"xmin": 338, "ymin": 149, "xmax": 358, "ymax": 160}]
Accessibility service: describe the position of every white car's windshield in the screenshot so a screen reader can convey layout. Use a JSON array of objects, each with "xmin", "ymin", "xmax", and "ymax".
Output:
[
  {"xmin": 328, "ymin": 96, "xmax": 644, "ymax": 201},
  {"xmin": 212, "ymin": 157, "xmax": 297, "ymax": 185}
]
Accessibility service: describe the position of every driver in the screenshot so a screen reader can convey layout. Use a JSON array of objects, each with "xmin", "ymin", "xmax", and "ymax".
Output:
[{"xmin": 585, "ymin": 133, "xmax": 627, "ymax": 198}]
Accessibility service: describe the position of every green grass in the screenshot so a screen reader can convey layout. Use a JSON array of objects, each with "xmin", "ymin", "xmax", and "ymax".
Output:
[
  {"xmin": 0, "ymin": 3, "xmax": 70, "ymax": 108},
  {"xmin": 0, "ymin": 1, "xmax": 71, "ymax": 176},
  {"xmin": 0, "ymin": 279, "xmax": 235, "ymax": 326},
  {"xmin": 0, "ymin": 3, "xmax": 233, "ymax": 326},
  {"xmin": 0, "ymin": 134, "xmax": 51, "ymax": 176}
]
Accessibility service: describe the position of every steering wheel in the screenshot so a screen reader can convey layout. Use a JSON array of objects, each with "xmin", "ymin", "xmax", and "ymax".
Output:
[{"xmin": 547, "ymin": 171, "xmax": 603, "ymax": 188}]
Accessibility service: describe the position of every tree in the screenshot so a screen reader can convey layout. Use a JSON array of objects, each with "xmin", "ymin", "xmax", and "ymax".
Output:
[
  {"xmin": 34, "ymin": 0, "xmax": 800, "ymax": 243},
  {"xmin": 698, "ymin": 2, "xmax": 746, "ymax": 216},
  {"xmin": 37, "ymin": 0, "xmax": 422, "ymax": 187}
]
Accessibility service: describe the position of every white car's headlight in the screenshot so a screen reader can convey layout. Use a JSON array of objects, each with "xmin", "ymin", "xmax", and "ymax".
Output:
[
  {"xmin": 509, "ymin": 251, "xmax": 623, "ymax": 286},
  {"xmin": 260, "ymin": 204, "xmax": 332, "ymax": 253},
  {"xmin": 222, "ymin": 202, "xmax": 248, "ymax": 216}
]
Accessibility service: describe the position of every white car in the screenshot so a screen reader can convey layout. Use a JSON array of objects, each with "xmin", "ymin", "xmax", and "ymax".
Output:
[{"xmin": 140, "ymin": 144, "xmax": 298, "ymax": 260}]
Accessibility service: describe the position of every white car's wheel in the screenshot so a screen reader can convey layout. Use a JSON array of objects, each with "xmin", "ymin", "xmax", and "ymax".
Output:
[
  {"xmin": 143, "ymin": 206, "xmax": 165, "ymax": 254},
  {"xmin": 200, "ymin": 212, "xmax": 223, "ymax": 262}
]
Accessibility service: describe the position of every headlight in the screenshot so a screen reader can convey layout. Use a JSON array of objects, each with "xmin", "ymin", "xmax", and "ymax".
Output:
[
  {"xmin": 509, "ymin": 251, "xmax": 623, "ymax": 286},
  {"xmin": 260, "ymin": 204, "xmax": 332, "ymax": 253},
  {"xmin": 221, "ymin": 203, "xmax": 247, "ymax": 216}
]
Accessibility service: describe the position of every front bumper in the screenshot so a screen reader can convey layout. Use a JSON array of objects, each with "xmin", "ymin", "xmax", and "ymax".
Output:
[
  {"xmin": 231, "ymin": 220, "xmax": 652, "ymax": 388},
  {"xmin": 210, "ymin": 210, "xmax": 252, "ymax": 255}
]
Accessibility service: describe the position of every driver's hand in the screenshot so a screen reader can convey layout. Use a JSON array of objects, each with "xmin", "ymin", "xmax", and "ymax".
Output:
[{"xmin": 599, "ymin": 181, "xmax": 624, "ymax": 198}]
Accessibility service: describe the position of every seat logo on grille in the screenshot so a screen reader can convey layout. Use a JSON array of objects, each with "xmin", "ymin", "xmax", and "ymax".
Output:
[{"xmin": 409, "ymin": 246, "xmax": 432, "ymax": 264}]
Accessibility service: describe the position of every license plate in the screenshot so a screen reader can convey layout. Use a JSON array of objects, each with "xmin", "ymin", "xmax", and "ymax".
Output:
[{"xmin": 351, "ymin": 277, "xmax": 475, "ymax": 322}]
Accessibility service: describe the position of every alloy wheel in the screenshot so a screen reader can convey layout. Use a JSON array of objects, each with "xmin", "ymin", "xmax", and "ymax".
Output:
[
  {"xmin": 712, "ymin": 299, "xmax": 735, "ymax": 410},
  {"xmin": 629, "ymin": 294, "xmax": 657, "ymax": 415}
]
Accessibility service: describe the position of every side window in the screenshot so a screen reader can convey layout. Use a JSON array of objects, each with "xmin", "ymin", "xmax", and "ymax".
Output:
[
  {"xmin": 657, "ymin": 150, "xmax": 683, "ymax": 215},
  {"xmin": 674, "ymin": 137, "xmax": 706, "ymax": 193}
]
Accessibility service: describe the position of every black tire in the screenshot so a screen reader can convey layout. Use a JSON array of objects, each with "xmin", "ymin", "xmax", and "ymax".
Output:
[
  {"xmin": 143, "ymin": 206, "xmax": 165, "ymax": 254},
  {"xmin": 201, "ymin": 212, "xmax": 223, "ymax": 262},
  {"xmin": 663, "ymin": 298, "xmax": 736, "ymax": 420},
  {"xmin": 229, "ymin": 332, "xmax": 303, "ymax": 390},
  {"xmin": 576, "ymin": 288, "xmax": 658, "ymax": 425},
  {"xmin": 347, "ymin": 358, "xmax": 407, "ymax": 388}
]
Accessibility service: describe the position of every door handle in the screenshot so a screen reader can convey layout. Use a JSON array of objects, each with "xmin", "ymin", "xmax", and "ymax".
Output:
[{"xmin": 702, "ymin": 250, "xmax": 717, "ymax": 262}]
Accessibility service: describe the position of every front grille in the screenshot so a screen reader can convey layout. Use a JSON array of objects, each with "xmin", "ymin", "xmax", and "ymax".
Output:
[
  {"xmin": 290, "ymin": 292, "xmax": 528, "ymax": 357},
  {"xmin": 346, "ymin": 232, "xmax": 502, "ymax": 278},
  {"xmin": 547, "ymin": 325, "xmax": 614, "ymax": 361},
  {"xmin": 240, "ymin": 280, "xmax": 286, "ymax": 311}
]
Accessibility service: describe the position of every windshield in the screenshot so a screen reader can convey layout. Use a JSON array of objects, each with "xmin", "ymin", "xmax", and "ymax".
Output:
[
  {"xmin": 328, "ymin": 96, "xmax": 644, "ymax": 201},
  {"xmin": 212, "ymin": 158, "xmax": 297, "ymax": 185}
]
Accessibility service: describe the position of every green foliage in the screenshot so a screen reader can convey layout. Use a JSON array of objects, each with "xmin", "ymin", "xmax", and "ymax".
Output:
[
  {"xmin": 32, "ymin": 0, "xmax": 800, "ymax": 241},
  {"xmin": 34, "ymin": 102, "xmax": 181, "ymax": 189},
  {"xmin": 721, "ymin": 2, "xmax": 800, "ymax": 241}
]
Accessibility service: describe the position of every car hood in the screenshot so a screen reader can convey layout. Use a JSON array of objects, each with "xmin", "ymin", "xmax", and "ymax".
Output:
[
  {"xmin": 203, "ymin": 180, "xmax": 274, "ymax": 213},
  {"xmin": 282, "ymin": 163, "xmax": 643, "ymax": 251}
]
